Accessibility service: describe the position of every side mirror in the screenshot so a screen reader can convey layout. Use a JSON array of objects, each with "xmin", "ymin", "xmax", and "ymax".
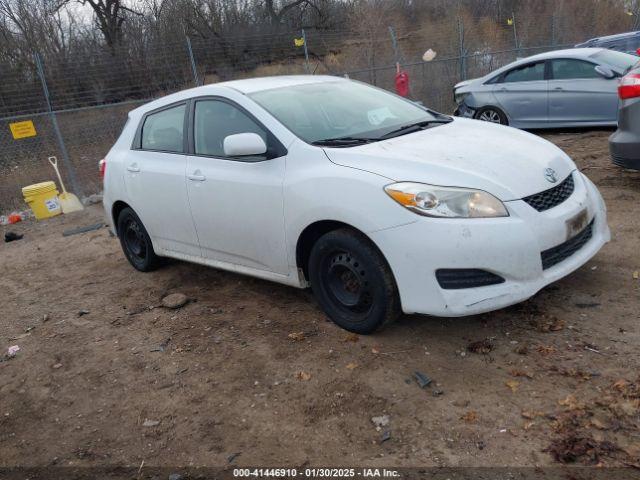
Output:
[
  {"xmin": 594, "ymin": 65, "xmax": 615, "ymax": 79},
  {"xmin": 636, "ymin": 47, "xmax": 640, "ymax": 56},
  {"xmin": 223, "ymin": 133, "xmax": 267, "ymax": 157}
]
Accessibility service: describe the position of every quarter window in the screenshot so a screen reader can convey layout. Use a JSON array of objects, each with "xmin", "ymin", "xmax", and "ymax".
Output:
[
  {"xmin": 502, "ymin": 62, "xmax": 545, "ymax": 83},
  {"xmin": 140, "ymin": 104, "xmax": 186, "ymax": 152},
  {"xmin": 194, "ymin": 100, "xmax": 267, "ymax": 157},
  {"xmin": 551, "ymin": 59, "xmax": 599, "ymax": 80}
]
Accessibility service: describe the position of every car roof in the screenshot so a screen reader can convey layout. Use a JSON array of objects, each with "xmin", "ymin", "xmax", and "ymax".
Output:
[
  {"xmin": 129, "ymin": 75, "xmax": 345, "ymax": 115},
  {"xmin": 578, "ymin": 30, "xmax": 640, "ymax": 45},
  {"xmin": 478, "ymin": 48, "xmax": 606, "ymax": 80}
]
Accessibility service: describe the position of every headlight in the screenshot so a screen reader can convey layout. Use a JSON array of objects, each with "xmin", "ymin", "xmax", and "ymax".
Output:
[{"xmin": 384, "ymin": 182, "xmax": 509, "ymax": 218}]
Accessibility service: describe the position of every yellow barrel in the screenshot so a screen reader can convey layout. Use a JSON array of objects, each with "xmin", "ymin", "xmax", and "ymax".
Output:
[{"xmin": 22, "ymin": 181, "xmax": 62, "ymax": 220}]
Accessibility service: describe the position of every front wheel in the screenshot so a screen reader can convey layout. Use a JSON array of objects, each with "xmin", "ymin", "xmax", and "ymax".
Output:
[
  {"xmin": 308, "ymin": 229, "xmax": 401, "ymax": 334},
  {"xmin": 475, "ymin": 106, "xmax": 508, "ymax": 125}
]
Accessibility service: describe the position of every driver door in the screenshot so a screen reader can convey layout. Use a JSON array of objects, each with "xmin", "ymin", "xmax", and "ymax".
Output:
[
  {"xmin": 185, "ymin": 98, "xmax": 289, "ymax": 275},
  {"xmin": 547, "ymin": 58, "xmax": 619, "ymax": 124}
]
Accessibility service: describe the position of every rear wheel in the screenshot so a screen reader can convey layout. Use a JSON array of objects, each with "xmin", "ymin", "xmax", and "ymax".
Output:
[
  {"xmin": 117, "ymin": 207, "xmax": 160, "ymax": 272},
  {"xmin": 308, "ymin": 229, "xmax": 401, "ymax": 334},
  {"xmin": 475, "ymin": 106, "xmax": 508, "ymax": 125}
]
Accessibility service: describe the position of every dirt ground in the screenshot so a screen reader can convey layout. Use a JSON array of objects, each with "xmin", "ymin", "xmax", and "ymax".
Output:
[{"xmin": 1, "ymin": 130, "xmax": 639, "ymax": 474}]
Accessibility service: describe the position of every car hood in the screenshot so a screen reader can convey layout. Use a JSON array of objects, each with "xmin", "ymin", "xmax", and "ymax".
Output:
[
  {"xmin": 453, "ymin": 78, "xmax": 479, "ymax": 90},
  {"xmin": 323, "ymin": 118, "xmax": 576, "ymax": 201}
]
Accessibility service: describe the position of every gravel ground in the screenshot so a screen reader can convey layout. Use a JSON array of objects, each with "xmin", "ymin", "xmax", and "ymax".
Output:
[{"xmin": 1, "ymin": 129, "xmax": 639, "ymax": 474}]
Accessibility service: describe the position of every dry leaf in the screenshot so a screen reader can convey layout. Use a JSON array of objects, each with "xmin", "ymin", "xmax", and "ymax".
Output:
[
  {"xmin": 558, "ymin": 394, "xmax": 585, "ymax": 411},
  {"xmin": 509, "ymin": 368, "xmax": 534, "ymax": 379},
  {"xmin": 461, "ymin": 410, "xmax": 478, "ymax": 423},
  {"xmin": 467, "ymin": 339, "xmax": 493, "ymax": 354},
  {"xmin": 633, "ymin": 270, "xmax": 639, "ymax": 280},
  {"xmin": 535, "ymin": 315, "xmax": 564, "ymax": 332},
  {"xmin": 295, "ymin": 371, "xmax": 311, "ymax": 381},
  {"xmin": 371, "ymin": 347, "xmax": 380, "ymax": 354},
  {"xmin": 346, "ymin": 362, "xmax": 358, "ymax": 370},
  {"xmin": 523, "ymin": 421, "xmax": 535, "ymax": 430},
  {"xmin": 505, "ymin": 380, "xmax": 520, "ymax": 393},
  {"xmin": 590, "ymin": 418, "xmax": 608, "ymax": 430},
  {"xmin": 288, "ymin": 332, "xmax": 305, "ymax": 342},
  {"xmin": 343, "ymin": 333, "xmax": 359, "ymax": 343},
  {"xmin": 536, "ymin": 344, "xmax": 556, "ymax": 356},
  {"xmin": 521, "ymin": 410, "xmax": 545, "ymax": 419}
]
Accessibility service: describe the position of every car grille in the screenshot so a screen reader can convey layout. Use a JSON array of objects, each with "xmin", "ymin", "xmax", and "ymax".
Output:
[
  {"xmin": 436, "ymin": 269, "xmax": 505, "ymax": 289},
  {"xmin": 523, "ymin": 174, "xmax": 575, "ymax": 212},
  {"xmin": 540, "ymin": 219, "xmax": 594, "ymax": 270}
]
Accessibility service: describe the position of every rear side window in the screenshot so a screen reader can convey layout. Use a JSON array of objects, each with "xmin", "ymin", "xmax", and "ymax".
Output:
[
  {"xmin": 194, "ymin": 100, "xmax": 267, "ymax": 157},
  {"xmin": 502, "ymin": 62, "xmax": 545, "ymax": 83},
  {"xmin": 551, "ymin": 59, "xmax": 599, "ymax": 80},
  {"xmin": 141, "ymin": 104, "xmax": 186, "ymax": 152}
]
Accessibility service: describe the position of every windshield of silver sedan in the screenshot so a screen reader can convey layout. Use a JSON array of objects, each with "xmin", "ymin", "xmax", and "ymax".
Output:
[{"xmin": 249, "ymin": 80, "xmax": 451, "ymax": 146}]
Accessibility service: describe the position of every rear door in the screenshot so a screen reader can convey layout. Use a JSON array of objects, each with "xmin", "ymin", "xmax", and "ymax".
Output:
[
  {"xmin": 492, "ymin": 61, "xmax": 548, "ymax": 125},
  {"xmin": 547, "ymin": 58, "xmax": 619, "ymax": 124},
  {"xmin": 124, "ymin": 102, "xmax": 201, "ymax": 257},
  {"xmin": 184, "ymin": 97, "xmax": 289, "ymax": 274}
]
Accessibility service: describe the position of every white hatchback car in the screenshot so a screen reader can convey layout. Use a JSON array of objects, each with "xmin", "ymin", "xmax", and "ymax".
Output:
[{"xmin": 102, "ymin": 75, "xmax": 610, "ymax": 333}]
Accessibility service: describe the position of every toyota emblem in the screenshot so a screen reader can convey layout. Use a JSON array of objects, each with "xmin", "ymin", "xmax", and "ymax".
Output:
[{"xmin": 544, "ymin": 168, "xmax": 558, "ymax": 183}]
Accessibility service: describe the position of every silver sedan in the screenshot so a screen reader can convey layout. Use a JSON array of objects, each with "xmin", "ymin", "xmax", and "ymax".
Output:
[{"xmin": 453, "ymin": 48, "xmax": 639, "ymax": 128}]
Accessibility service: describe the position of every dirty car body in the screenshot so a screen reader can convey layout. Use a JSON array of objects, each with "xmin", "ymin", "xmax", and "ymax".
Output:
[
  {"xmin": 453, "ymin": 48, "xmax": 638, "ymax": 129},
  {"xmin": 102, "ymin": 76, "xmax": 610, "ymax": 333}
]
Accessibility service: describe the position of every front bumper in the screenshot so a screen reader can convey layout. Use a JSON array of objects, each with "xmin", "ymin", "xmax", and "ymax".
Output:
[
  {"xmin": 370, "ymin": 172, "xmax": 610, "ymax": 317},
  {"xmin": 453, "ymin": 101, "xmax": 475, "ymax": 118}
]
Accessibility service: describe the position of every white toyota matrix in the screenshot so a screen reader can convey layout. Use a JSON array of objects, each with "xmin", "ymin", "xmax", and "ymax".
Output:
[{"xmin": 101, "ymin": 76, "xmax": 610, "ymax": 333}]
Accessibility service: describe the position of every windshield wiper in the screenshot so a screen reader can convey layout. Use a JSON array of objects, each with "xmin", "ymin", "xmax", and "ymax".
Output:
[
  {"xmin": 379, "ymin": 118, "xmax": 452, "ymax": 140},
  {"xmin": 311, "ymin": 136, "xmax": 376, "ymax": 147}
]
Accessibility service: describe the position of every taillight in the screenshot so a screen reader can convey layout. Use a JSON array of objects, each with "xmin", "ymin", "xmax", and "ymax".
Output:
[
  {"xmin": 618, "ymin": 73, "xmax": 640, "ymax": 100},
  {"xmin": 99, "ymin": 158, "xmax": 106, "ymax": 179}
]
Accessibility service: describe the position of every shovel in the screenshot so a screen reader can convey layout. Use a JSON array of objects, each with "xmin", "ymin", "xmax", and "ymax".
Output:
[{"xmin": 48, "ymin": 156, "xmax": 84, "ymax": 213}]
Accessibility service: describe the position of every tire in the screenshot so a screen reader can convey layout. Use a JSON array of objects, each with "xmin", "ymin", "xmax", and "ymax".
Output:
[
  {"xmin": 117, "ymin": 207, "xmax": 160, "ymax": 272},
  {"xmin": 308, "ymin": 228, "xmax": 401, "ymax": 334},
  {"xmin": 475, "ymin": 106, "xmax": 508, "ymax": 125}
]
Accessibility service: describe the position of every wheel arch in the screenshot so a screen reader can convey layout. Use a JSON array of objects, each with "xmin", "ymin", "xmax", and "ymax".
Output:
[
  {"xmin": 295, "ymin": 220, "xmax": 391, "ymax": 281},
  {"xmin": 111, "ymin": 200, "xmax": 132, "ymax": 235}
]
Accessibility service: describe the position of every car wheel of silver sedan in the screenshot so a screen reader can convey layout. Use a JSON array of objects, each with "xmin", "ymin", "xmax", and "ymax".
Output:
[{"xmin": 475, "ymin": 107, "xmax": 508, "ymax": 125}]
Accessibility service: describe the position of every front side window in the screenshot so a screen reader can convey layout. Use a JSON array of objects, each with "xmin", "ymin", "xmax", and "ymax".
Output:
[
  {"xmin": 551, "ymin": 59, "xmax": 599, "ymax": 80},
  {"xmin": 141, "ymin": 104, "xmax": 186, "ymax": 152},
  {"xmin": 502, "ymin": 62, "xmax": 545, "ymax": 83},
  {"xmin": 194, "ymin": 100, "xmax": 267, "ymax": 157},
  {"xmin": 249, "ymin": 80, "xmax": 442, "ymax": 144}
]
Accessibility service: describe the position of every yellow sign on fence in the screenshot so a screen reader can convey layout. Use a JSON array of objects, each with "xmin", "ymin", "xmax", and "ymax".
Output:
[{"xmin": 9, "ymin": 120, "xmax": 37, "ymax": 139}]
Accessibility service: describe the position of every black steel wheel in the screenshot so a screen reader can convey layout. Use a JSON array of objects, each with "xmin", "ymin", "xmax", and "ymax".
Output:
[
  {"xmin": 117, "ymin": 207, "xmax": 160, "ymax": 272},
  {"xmin": 308, "ymin": 228, "xmax": 400, "ymax": 334}
]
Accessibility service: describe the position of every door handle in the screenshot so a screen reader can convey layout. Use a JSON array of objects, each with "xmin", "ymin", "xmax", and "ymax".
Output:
[
  {"xmin": 553, "ymin": 87, "xmax": 564, "ymax": 91},
  {"xmin": 126, "ymin": 163, "xmax": 140, "ymax": 173},
  {"xmin": 188, "ymin": 173, "xmax": 206, "ymax": 182}
]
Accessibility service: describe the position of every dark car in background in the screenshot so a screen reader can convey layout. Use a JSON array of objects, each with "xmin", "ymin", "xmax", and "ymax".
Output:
[
  {"xmin": 576, "ymin": 31, "xmax": 640, "ymax": 56},
  {"xmin": 610, "ymin": 64, "xmax": 640, "ymax": 170}
]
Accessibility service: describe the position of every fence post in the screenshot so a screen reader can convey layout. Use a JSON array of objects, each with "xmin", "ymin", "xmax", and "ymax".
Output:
[
  {"xmin": 301, "ymin": 29, "xmax": 310, "ymax": 74},
  {"xmin": 511, "ymin": 11, "xmax": 519, "ymax": 53},
  {"xmin": 185, "ymin": 36, "xmax": 200, "ymax": 86},
  {"xmin": 34, "ymin": 53, "xmax": 82, "ymax": 198},
  {"xmin": 388, "ymin": 26, "xmax": 399, "ymax": 65},
  {"xmin": 457, "ymin": 18, "xmax": 466, "ymax": 81}
]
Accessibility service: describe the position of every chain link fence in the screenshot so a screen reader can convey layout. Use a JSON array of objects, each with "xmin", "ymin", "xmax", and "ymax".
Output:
[{"xmin": 1, "ymin": 13, "xmax": 636, "ymax": 213}]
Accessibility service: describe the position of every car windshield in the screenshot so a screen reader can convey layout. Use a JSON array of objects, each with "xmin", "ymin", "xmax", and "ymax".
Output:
[
  {"xmin": 249, "ymin": 80, "xmax": 446, "ymax": 145},
  {"xmin": 591, "ymin": 50, "xmax": 639, "ymax": 72}
]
